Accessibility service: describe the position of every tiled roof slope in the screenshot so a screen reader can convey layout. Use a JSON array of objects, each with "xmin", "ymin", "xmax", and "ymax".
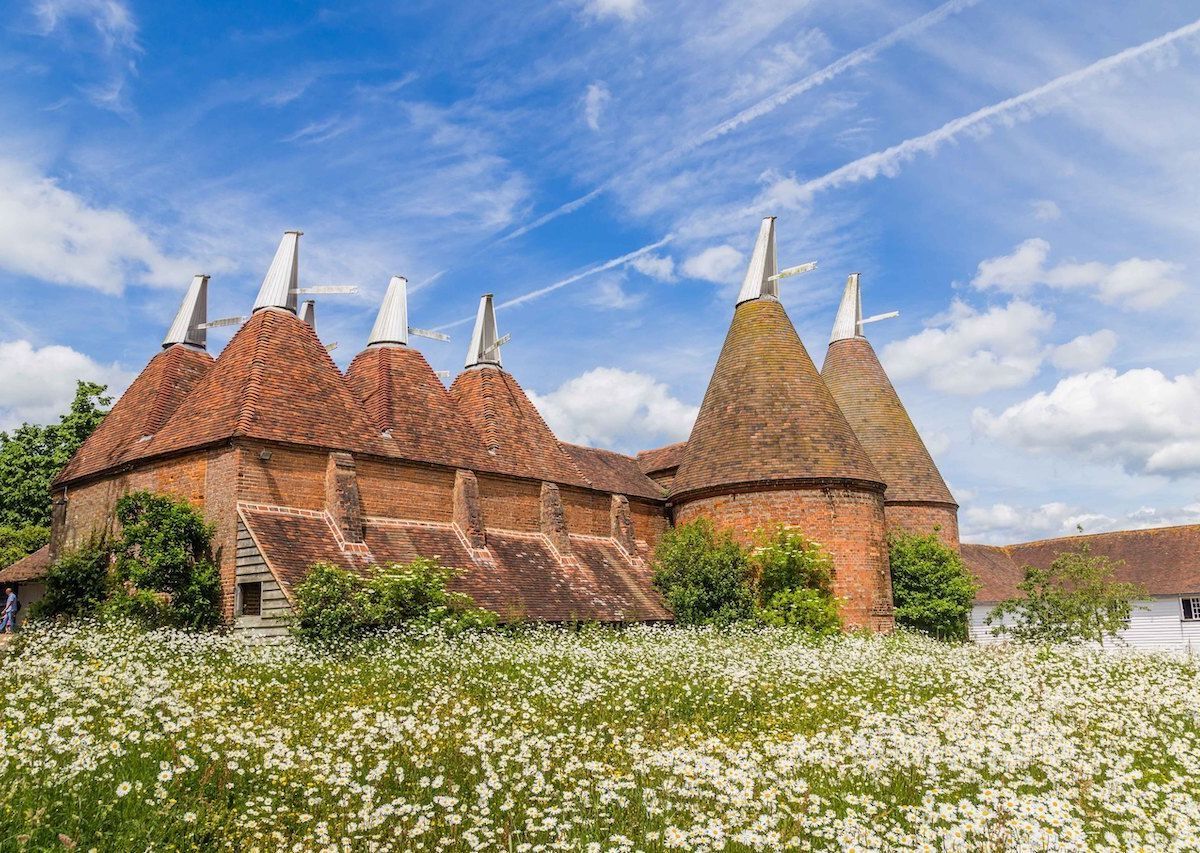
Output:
[
  {"xmin": 55, "ymin": 345, "xmax": 213, "ymax": 485},
  {"xmin": 449, "ymin": 366, "xmax": 586, "ymax": 486},
  {"xmin": 239, "ymin": 506, "xmax": 670, "ymax": 622},
  {"xmin": 560, "ymin": 443, "xmax": 663, "ymax": 499},
  {"xmin": 345, "ymin": 345, "xmax": 486, "ymax": 470},
  {"xmin": 149, "ymin": 309, "xmax": 392, "ymax": 458},
  {"xmin": 672, "ymin": 298, "xmax": 882, "ymax": 498},
  {"xmin": 963, "ymin": 524, "xmax": 1200, "ymax": 601},
  {"xmin": 0, "ymin": 545, "xmax": 51, "ymax": 584},
  {"xmin": 636, "ymin": 441, "xmax": 686, "ymax": 476},
  {"xmin": 821, "ymin": 337, "xmax": 955, "ymax": 505}
]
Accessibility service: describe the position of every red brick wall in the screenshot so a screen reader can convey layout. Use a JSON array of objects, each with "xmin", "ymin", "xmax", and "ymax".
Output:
[
  {"xmin": 203, "ymin": 447, "xmax": 240, "ymax": 620},
  {"xmin": 476, "ymin": 474, "xmax": 541, "ymax": 532},
  {"xmin": 630, "ymin": 499, "xmax": 670, "ymax": 551},
  {"xmin": 560, "ymin": 486, "xmax": 610, "ymax": 538},
  {"xmin": 236, "ymin": 442, "xmax": 327, "ymax": 510},
  {"xmin": 674, "ymin": 486, "xmax": 894, "ymax": 632},
  {"xmin": 885, "ymin": 503, "xmax": 960, "ymax": 551},
  {"xmin": 60, "ymin": 452, "xmax": 209, "ymax": 550},
  {"xmin": 356, "ymin": 458, "xmax": 455, "ymax": 522}
]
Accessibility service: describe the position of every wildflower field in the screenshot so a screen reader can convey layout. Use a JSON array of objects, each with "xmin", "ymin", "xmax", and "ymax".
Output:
[{"xmin": 1, "ymin": 625, "xmax": 1198, "ymax": 852}]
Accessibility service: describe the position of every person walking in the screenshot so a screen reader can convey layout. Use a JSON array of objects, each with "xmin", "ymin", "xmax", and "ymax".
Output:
[{"xmin": 0, "ymin": 587, "xmax": 17, "ymax": 633}]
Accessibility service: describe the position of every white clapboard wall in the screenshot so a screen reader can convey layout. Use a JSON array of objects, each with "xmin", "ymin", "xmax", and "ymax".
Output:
[
  {"xmin": 971, "ymin": 595, "xmax": 1200, "ymax": 652},
  {"xmin": 235, "ymin": 521, "xmax": 292, "ymax": 638}
]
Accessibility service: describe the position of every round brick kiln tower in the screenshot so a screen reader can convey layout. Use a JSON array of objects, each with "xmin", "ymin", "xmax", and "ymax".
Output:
[
  {"xmin": 670, "ymin": 219, "xmax": 894, "ymax": 631},
  {"xmin": 820, "ymin": 274, "xmax": 959, "ymax": 550}
]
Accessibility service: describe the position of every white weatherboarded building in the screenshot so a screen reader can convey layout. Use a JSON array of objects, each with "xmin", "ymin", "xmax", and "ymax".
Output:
[{"xmin": 962, "ymin": 526, "xmax": 1200, "ymax": 652}]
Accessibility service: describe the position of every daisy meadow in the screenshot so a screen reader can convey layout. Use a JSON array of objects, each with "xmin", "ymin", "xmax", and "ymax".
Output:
[{"xmin": 1, "ymin": 622, "xmax": 1197, "ymax": 851}]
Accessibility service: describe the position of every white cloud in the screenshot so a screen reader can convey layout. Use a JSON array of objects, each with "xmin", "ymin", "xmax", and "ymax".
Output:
[
  {"xmin": 972, "ymin": 238, "xmax": 1183, "ymax": 310},
  {"xmin": 0, "ymin": 159, "xmax": 198, "ymax": 294},
  {"xmin": 881, "ymin": 299, "xmax": 1053, "ymax": 395},
  {"xmin": 960, "ymin": 498, "xmax": 1200, "ymax": 544},
  {"xmin": 973, "ymin": 367, "xmax": 1200, "ymax": 478},
  {"xmin": 33, "ymin": 0, "xmax": 141, "ymax": 113},
  {"xmin": 682, "ymin": 245, "xmax": 744, "ymax": 285},
  {"xmin": 0, "ymin": 339, "xmax": 133, "ymax": 431},
  {"xmin": 1050, "ymin": 329, "xmax": 1116, "ymax": 371},
  {"xmin": 583, "ymin": 82, "xmax": 611, "ymax": 131},
  {"xmin": 579, "ymin": 0, "xmax": 644, "ymax": 22},
  {"xmin": 34, "ymin": 0, "xmax": 138, "ymax": 51},
  {"xmin": 529, "ymin": 367, "xmax": 696, "ymax": 451},
  {"xmin": 587, "ymin": 275, "xmax": 643, "ymax": 310},
  {"xmin": 1031, "ymin": 199, "xmax": 1061, "ymax": 221},
  {"xmin": 960, "ymin": 501, "xmax": 1113, "ymax": 544},
  {"xmin": 628, "ymin": 252, "xmax": 676, "ymax": 282}
]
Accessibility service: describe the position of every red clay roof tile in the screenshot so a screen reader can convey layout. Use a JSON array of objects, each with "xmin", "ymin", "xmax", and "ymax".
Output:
[
  {"xmin": 449, "ymin": 366, "xmax": 586, "ymax": 486},
  {"xmin": 345, "ymin": 345, "xmax": 487, "ymax": 470},
  {"xmin": 673, "ymin": 298, "xmax": 882, "ymax": 497},
  {"xmin": 148, "ymin": 309, "xmax": 392, "ymax": 459},
  {"xmin": 239, "ymin": 506, "xmax": 670, "ymax": 622},
  {"xmin": 635, "ymin": 441, "xmax": 687, "ymax": 475},
  {"xmin": 55, "ymin": 345, "xmax": 213, "ymax": 485},
  {"xmin": 822, "ymin": 337, "xmax": 955, "ymax": 506},
  {"xmin": 964, "ymin": 525, "xmax": 1200, "ymax": 601},
  {"xmin": 560, "ymin": 443, "xmax": 663, "ymax": 500},
  {"xmin": 0, "ymin": 545, "xmax": 51, "ymax": 584}
]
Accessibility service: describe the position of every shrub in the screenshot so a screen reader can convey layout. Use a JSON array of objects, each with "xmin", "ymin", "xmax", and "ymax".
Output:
[
  {"xmin": 652, "ymin": 519, "xmax": 755, "ymax": 626},
  {"xmin": 987, "ymin": 544, "xmax": 1147, "ymax": 645},
  {"xmin": 292, "ymin": 558, "xmax": 497, "ymax": 642},
  {"xmin": 749, "ymin": 526, "xmax": 841, "ymax": 633},
  {"xmin": 108, "ymin": 491, "xmax": 221, "ymax": 630},
  {"xmin": 888, "ymin": 531, "xmax": 979, "ymax": 641},
  {"xmin": 756, "ymin": 588, "xmax": 842, "ymax": 634},
  {"xmin": 32, "ymin": 537, "xmax": 111, "ymax": 620}
]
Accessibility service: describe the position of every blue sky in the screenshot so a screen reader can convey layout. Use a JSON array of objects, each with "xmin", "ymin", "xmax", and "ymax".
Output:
[{"xmin": 2, "ymin": 0, "xmax": 1200, "ymax": 544}]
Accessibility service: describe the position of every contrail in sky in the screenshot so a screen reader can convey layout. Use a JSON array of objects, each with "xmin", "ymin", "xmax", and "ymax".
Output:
[
  {"xmin": 482, "ymin": 15, "xmax": 1200, "ymax": 325},
  {"xmin": 498, "ymin": 0, "xmax": 982, "ymax": 243},
  {"xmin": 436, "ymin": 235, "xmax": 674, "ymax": 330},
  {"xmin": 796, "ymin": 15, "xmax": 1200, "ymax": 197}
]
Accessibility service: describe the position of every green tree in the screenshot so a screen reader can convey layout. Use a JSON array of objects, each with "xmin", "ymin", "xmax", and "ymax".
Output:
[
  {"xmin": 888, "ymin": 531, "xmax": 979, "ymax": 641},
  {"xmin": 987, "ymin": 544, "xmax": 1147, "ymax": 645},
  {"xmin": 652, "ymin": 519, "xmax": 755, "ymax": 627},
  {"xmin": 0, "ymin": 524, "xmax": 50, "ymax": 569},
  {"xmin": 749, "ymin": 526, "xmax": 841, "ymax": 634},
  {"xmin": 107, "ymin": 491, "xmax": 221, "ymax": 630},
  {"xmin": 0, "ymin": 381, "xmax": 111, "ymax": 530}
]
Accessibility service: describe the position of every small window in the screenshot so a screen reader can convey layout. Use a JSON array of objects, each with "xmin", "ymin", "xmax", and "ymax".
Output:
[
  {"xmin": 238, "ymin": 582, "xmax": 262, "ymax": 617},
  {"xmin": 1183, "ymin": 597, "xmax": 1200, "ymax": 621}
]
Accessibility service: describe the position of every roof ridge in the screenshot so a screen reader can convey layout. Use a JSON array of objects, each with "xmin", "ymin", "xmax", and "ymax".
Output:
[
  {"xmin": 1001, "ymin": 522, "xmax": 1200, "ymax": 550},
  {"xmin": 235, "ymin": 311, "xmax": 272, "ymax": 436}
]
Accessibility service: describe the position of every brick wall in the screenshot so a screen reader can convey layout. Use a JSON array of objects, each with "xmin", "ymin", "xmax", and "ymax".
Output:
[
  {"xmin": 885, "ymin": 503, "xmax": 960, "ymax": 551},
  {"xmin": 60, "ymin": 451, "xmax": 209, "ymax": 550},
  {"xmin": 674, "ymin": 485, "xmax": 894, "ymax": 632},
  {"xmin": 630, "ymin": 499, "xmax": 670, "ymax": 551},
  {"xmin": 204, "ymin": 447, "xmax": 240, "ymax": 619},
  {"xmin": 356, "ymin": 458, "xmax": 455, "ymax": 522},
  {"xmin": 476, "ymin": 474, "xmax": 541, "ymax": 532},
  {"xmin": 236, "ymin": 442, "xmax": 327, "ymax": 510},
  {"xmin": 560, "ymin": 486, "xmax": 610, "ymax": 538}
]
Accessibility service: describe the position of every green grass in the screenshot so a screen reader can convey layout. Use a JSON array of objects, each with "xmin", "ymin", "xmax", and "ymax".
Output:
[{"xmin": 1, "ymin": 623, "xmax": 1197, "ymax": 851}]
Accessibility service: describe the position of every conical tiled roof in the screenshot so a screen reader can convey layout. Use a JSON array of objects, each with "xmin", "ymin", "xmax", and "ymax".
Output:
[
  {"xmin": 450, "ymin": 366, "xmax": 586, "ymax": 485},
  {"xmin": 672, "ymin": 297, "xmax": 882, "ymax": 498},
  {"xmin": 55, "ymin": 344, "xmax": 214, "ymax": 485},
  {"xmin": 149, "ymin": 309, "xmax": 392, "ymax": 458},
  {"xmin": 822, "ymin": 335, "xmax": 955, "ymax": 506},
  {"xmin": 346, "ymin": 345, "xmax": 486, "ymax": 470}
]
